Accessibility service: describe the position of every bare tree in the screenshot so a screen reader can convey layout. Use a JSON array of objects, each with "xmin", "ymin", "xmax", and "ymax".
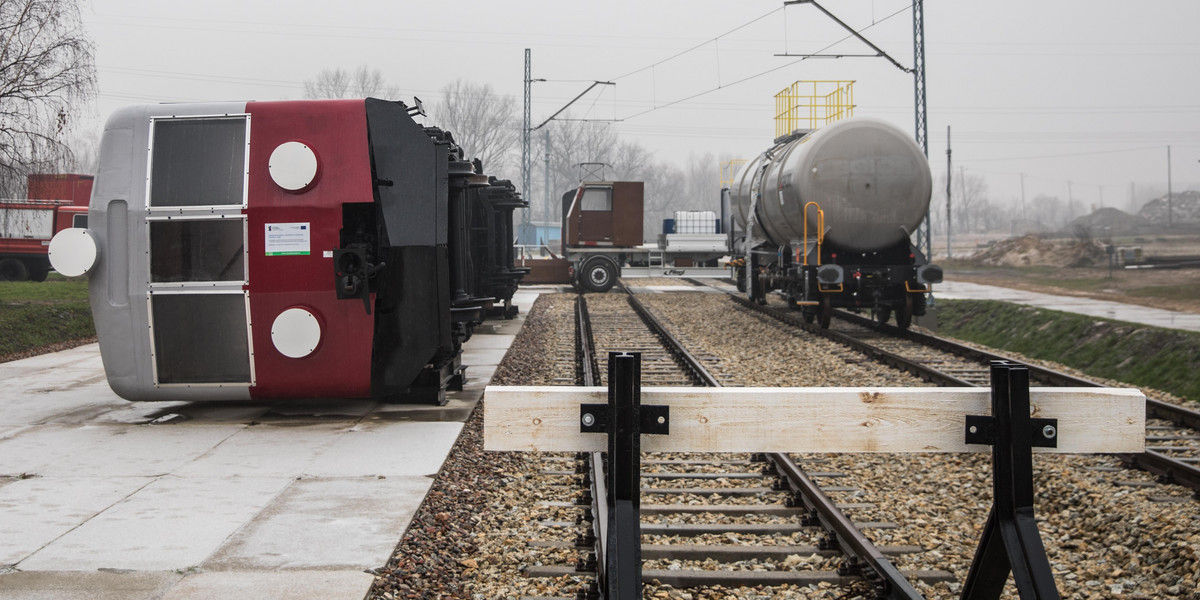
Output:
[
  {"xmin": 302, "ymin": 65, "xmax": 398, "ymax": 100},
  {"xmin": 0, "ymin": 0, "xmax": 96, "ymax": 196},
  {"xmin": 434, "ymin": 79, "xmax": 519, "ymax": 175},
  {"xmin": 955, "ymin": 172, "xmax": 990, "ymax": 233}
]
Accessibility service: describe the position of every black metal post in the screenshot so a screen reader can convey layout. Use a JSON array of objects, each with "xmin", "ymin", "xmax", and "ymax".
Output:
[
  {"xmin": 961, "ymin": 361, "xmax": 1060, "ymax": 600},
  {"xmin": 606, "ymin": 351, "xmax": 642, "ymax": 599}
]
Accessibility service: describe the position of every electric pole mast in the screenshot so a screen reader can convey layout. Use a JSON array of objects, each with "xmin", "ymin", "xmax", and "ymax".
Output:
[
  {"xmin": 521, "ymin": 49, "xmax": 532, "ymax": 242},
  {"xmin": 912, "ymin": 0, "xmax": 930, "ymax": 263},
  {"xmin": 946, "ymin": 125, "xmax": 951, "ymax": 259}
]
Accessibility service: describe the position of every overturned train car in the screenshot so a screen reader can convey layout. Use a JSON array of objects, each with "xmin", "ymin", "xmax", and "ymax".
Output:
[
  {"xmin": 49, "ymin": 98, "xmax": 527, "ymax": 403},
  {"xmin": 729, "ymin": 117, "xmax": 942, "ymax": 329}
]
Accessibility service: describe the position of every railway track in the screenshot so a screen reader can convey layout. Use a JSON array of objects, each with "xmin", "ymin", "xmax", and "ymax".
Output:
[
  {"xmin": 718, "ymin": 289, "xmax": 1200, "ymax": 496},
  {"xmin": 526, "ymin": 288, "xmax": 951, "ymax": 598}
]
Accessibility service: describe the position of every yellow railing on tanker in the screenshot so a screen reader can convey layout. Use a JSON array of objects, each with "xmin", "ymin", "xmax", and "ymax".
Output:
[
  {"xmin": 720, "ymin": 159, "xmax": 747, "ymax": 189},
  {"xmin": 774, "ymin": 80, "xmax": 856, "ymax": 139}
]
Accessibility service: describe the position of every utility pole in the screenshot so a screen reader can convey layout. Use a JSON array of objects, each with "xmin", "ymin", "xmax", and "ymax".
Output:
[
  {"xmin": 912, "ymin": 0, "xmax": 930, "ymax": 265},
  {"xmin": 945, "ymin": 126, "xmax": 951, "ymax": 259},
  {"xmin": 1067, "ymin": 181, "xmax": 1074, "ymax": 227},
  {"xmin": 1167, "ymin": 145, "xmax": 1173, "ymax": 228},
  {"xmin": 521, "ymin": 49, "xmax": 533, "ymax": 242},
  {"xmin": 1020, "ymin": 173, "xmax": 1027, "ymax": 226},
  {"xmin": 544, "ymin": 129, "xmax": 551, "ymax": 245}
]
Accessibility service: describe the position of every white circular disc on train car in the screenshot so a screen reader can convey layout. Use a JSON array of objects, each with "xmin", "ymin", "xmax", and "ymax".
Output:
[
  {"xmin": 271, "ymin": 308, "xmax": 322, "ymax": 358},
  {"xmin": 47, "ymin": 228, "xmax": 98, "ymax": 277},
  {"xmin": 268, "ymin": 141, "xmax": 319, "ymax": 191}
]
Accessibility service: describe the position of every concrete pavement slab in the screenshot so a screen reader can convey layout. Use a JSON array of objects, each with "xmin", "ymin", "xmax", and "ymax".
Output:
[
  {"xmin": 0, "ymin": 288, "xmax": 544, "ymax": 597},
  {"xmin": 460, "ymin": 347, "xmax": 508, "ymax": 369},
  {"xmin": 204, "ymin": 476, "xmax": 433, "ymax": 570},
  {"xmin": 303, "ymin": 421, "xmax": 463, "ymax": 478},
  {"xmin": 0, "ymin": 375, "xmax": 125, "ymax": 427},
  {"xmin": 369, "ymin": 398, "xmax": 475, "ymax": 424},
  {"xmin": 937, "ymin": 280, "xmax": 1200, "ymax": 332},
  {"xmin": 0, "ymin": 476, "xmax": 153, "ymax": 565},
  {"xmin": 259, "ymin": 398, "xmax": 380, "ymax": 422},
  {"xmin": 161, "ymin": 570, "xmax": 373, "ymax": 600},
  {"xmin": 0, "ymin": 424, "xmax": 242, "ymax": 477},
  {"xmin": 91, "ymin": 400, "xmax": 275, "ymax": 426},
  {"xmin": 461, "ymin": 333, "xmax": 517, "ymax": 349},
  {"xmin": 19, "ymin": 475, "xmax": 291, "ymax": 571},
  {"xmin": 0, "ymin": 570, "xmax": 184, "ymax": 600},
  {"xmin": 172, "ymin": 423, "xmax": 346, "ymax": 478}
]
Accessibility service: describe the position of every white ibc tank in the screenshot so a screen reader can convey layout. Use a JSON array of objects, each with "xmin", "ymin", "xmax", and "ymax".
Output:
[{"xmin": 731, "ymin": 117, "xmax": 931, "ymax": 252}]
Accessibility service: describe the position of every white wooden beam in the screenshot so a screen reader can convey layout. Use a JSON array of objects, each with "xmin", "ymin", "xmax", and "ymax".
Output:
[{"xmin": 483, "ymin": 386, "xmax": 1145, "ymax": 454}]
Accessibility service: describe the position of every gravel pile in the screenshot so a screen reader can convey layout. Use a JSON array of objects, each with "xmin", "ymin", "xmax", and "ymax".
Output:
[{"xmin": 369, "ymin": 291, "xmax": 1200, "ymax": 600}]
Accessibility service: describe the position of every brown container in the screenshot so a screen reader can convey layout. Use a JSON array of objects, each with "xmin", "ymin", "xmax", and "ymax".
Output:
[{"xmin": 517, "ymin": 257, "xmax": 572, "ymax": 284}]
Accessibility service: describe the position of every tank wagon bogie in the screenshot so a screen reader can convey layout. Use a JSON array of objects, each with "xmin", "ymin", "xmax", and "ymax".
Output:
[
  {"xmin": 49, "ymin": 98, "xmax": 527, "ymax": 404},
  {"xmin": 730, "ymin": 117, "xmax": 942, "ymax": 329}
]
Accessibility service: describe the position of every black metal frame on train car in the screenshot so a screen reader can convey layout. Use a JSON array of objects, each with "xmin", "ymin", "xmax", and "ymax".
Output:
[
  {"xmin": 579, "ymin": 352, "xmax": 669, "ymax": 600},
  {"xmin": 960, "ymin": 361, "xmax": 1060, "ymax": 600}
]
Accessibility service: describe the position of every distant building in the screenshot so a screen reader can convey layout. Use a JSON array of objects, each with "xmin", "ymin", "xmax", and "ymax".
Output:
[{"xmin": 516, "ymin": 220, "xmax": 561, "ymax": 249}]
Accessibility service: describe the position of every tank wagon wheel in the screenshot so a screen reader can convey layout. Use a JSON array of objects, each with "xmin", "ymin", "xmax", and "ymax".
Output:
[
  {"xmin": 0, "ymin": 258, "xmax": 29, "ymax": 282},
  {"xmin": 580, "ymin": 258, "xmax": 616, "ymax": 293},
  {"xmin": 818, "ymin": 295, "xmax": 832, "ymax": 329},
  {"xmin": 872, "ymin": 305, "xmax": 892, "ymax": 328},
  {"xmin": 895, "ymin": 294, "xmax": 914, "ymax": 330}
]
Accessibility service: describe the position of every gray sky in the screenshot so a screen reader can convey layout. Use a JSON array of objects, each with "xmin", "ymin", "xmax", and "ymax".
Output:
[{"xmin": 81, "ymin": 0, "xmax": 1200, "ymax": 212}]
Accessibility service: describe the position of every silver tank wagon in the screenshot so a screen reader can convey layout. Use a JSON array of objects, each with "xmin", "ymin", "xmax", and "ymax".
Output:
[{"xmin": 731, "ymin": 117, "xmax": 932, "ymax": 252}]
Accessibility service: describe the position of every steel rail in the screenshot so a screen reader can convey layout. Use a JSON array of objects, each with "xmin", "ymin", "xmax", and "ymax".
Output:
[
  {"xmin": 831, "ymin": 309, "xmax": 1200, "ymax": 494},
  {"xmin": 575, "ymin": 294, "xmax": 609, "ymax": 599},
  {"xmin": 731, "ymin": 297, "xmax": 1200, "ymax": 495},
  {"xmin": 728, "ymin": 294, "xmax": 975, "ymax": 388},
  {"xmin": 832, "ymin": 310, "xmax": 1200, "ymax": 429},
  {"xmin": 623, "ymin": 287, "xmax": 926, "ymax": 598},
  {"xmin": 623, "ymin": 291, "xmax": 720, "ymax": 388}
]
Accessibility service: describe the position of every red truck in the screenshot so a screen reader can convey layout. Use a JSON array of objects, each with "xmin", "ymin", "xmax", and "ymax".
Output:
[{"xmin": 1, "ymin": 174, "xmax": 92, "ymax": 281}]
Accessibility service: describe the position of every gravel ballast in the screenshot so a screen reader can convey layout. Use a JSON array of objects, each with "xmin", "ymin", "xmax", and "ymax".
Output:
[{"xmin": 368, "ymin": 290, "xmax": 1200, "ymax": 600}]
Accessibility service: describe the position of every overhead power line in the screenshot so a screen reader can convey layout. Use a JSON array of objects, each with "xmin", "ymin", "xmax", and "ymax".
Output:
[
  {"xmin": 610, "ymin": 7, "xmax": 784, "ymax": 81},
  {"xmin": 616, "ymin": 3, "xmax": 912, "ymax": 123}
]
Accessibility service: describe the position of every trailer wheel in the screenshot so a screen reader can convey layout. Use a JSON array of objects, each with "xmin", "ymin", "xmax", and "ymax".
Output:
[
  {"xmin": 30, "ymin": 267, "xmax": 49, "ymax": 282},
  {"xmin": 580, "ymin": 258, "xmax": 617, "ymax": 293},
  {"xmin": 0, "ymin": 258, "xmax": 29, "ymax": 281}
]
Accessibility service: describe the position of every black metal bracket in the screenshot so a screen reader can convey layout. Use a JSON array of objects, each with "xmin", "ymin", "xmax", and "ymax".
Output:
[
  {"xmin": 960, "ymin": 361, "xmax": 1061, "ymax": 600},
  {"xmin": 580, "ymin": 404, "xmax": 669, "ymax": 435},
  {"xmin": 582, "ymin": 352, "xmax": 658, "ymax": 600},
  {"xmin": 965, "ymin": 415, "xmax": 1058, "ymax": 448}
]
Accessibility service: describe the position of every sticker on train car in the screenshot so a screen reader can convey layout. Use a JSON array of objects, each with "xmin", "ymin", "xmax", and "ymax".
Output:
[{"xmin": 265, "ymin": 222, "xmax": 310, "ymax": 256}]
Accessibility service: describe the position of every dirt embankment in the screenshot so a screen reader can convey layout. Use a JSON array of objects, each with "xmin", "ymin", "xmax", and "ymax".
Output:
[
  {"xmin": 949, "ymin": 234, "xmax": 1200, "ymax": 314},
  {"xmin": 968, "ymin": 234, "xmax": 1109, "ymax": 268}
]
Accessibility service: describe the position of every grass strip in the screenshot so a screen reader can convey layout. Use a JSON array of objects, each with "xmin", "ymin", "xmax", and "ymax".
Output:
[
  {"xmin": 0, "ymin": 302, "xmax": 95, "ymax": 357},
  {"xmin": 936, "ymin": 299, "xmax": 1200, "ymax": 403}
]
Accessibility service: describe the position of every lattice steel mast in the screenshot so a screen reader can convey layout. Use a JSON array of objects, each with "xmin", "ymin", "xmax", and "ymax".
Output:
[
  {"xmin": 521, "ymin": 48, "xmax": 532, "ymax": 240},
  {"xmin": 912, "ymin": 0, "xmax": 930, "ymax": 263}
]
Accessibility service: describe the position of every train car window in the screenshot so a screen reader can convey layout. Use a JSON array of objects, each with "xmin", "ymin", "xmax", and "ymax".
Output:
[
  {"xmin": 72, "ymin": 214, "xmax": 88, "ymax": 228},
  {"xmin": 150, "ymin": 292, "xmax": 251, "ymax": 385},
  {"xmin": 149, "ymin": 218, "xmax": 245, "ymax": 283},
  {"xmin": 149, "ymin": 116, "xmax": 247, "ymax": 207},
  {"xmin": 580, "ymin": 188, "xmax": 612, "ymax": 212}
]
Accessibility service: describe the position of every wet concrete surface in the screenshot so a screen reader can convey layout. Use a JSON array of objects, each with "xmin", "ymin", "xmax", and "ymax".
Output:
[{"xmin": 0, "ymin": 289, "xmax": 542, "ymax": 600}]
